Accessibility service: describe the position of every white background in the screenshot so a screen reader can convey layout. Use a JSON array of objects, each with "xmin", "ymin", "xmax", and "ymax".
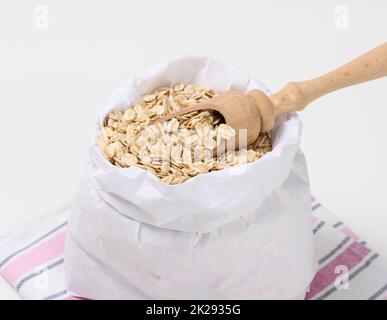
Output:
[{"xmin": 0, "ymin": 0, "xmax": 386, "ymax": 299}]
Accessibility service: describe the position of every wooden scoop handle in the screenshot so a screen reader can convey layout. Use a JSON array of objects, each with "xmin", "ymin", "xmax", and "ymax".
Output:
[{"xmin": 250, "ymin": 42, "xmax": 387, "ymax": 131}]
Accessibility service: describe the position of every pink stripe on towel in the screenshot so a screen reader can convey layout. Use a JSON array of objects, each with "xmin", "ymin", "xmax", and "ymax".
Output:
[
  {"xmin": 305, "ymin": 241, "xmax": 370, "ymax": 299},
  {"xmin": 2, "ymin": 231, "xmax": 66, "ymax": 285},
  {"xmin": 340, "ymin": 226, "xmax": 361, "ymax": 242}
]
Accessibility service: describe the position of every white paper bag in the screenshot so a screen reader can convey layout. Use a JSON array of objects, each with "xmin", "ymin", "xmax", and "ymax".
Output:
[{"xmin": 64, "ymin": 55, "xmax": 316, "ymax": 300}]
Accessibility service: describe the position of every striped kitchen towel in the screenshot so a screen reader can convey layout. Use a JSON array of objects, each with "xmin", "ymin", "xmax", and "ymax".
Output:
[{"xmin": 1, "ymin": 198, "xmax": 387, "ymax": 300}]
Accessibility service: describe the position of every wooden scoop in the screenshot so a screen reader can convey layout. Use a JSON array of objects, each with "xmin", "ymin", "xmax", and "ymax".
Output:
[{"xmin": 157, "ymin": 42, "xmax": 387, "ymax": 148}]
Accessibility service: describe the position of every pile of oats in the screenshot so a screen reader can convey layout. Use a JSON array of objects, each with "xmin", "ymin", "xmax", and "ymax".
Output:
[{"xmin": 97, "ymin": 84, "xmax": 272, "ymax": 185}]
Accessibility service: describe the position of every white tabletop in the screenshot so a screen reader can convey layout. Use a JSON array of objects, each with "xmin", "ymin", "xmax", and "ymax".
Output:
[{"xmin": 1, "ymin": 1, "xmax": 386, "ymax": 299}]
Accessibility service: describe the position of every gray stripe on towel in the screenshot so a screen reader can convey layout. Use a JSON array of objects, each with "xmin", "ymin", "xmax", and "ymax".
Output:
[
  {"xmin": 318, "ymin": 236, "xmax": 351, "ymax": 265},
  {"xmin": 16, "ymin": 258, "xmax": 64, "ymax": 291}
]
